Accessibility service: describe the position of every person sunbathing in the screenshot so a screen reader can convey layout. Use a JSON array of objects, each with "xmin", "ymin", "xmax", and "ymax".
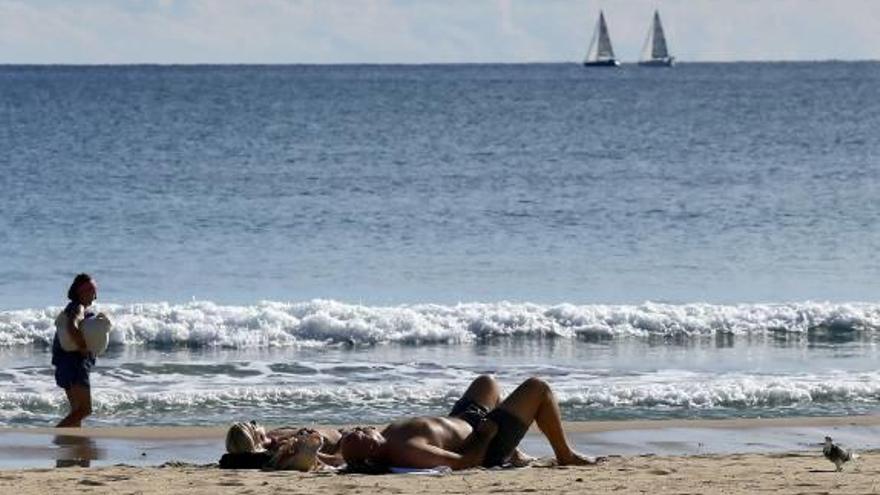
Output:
[
  {"xmin": 339, "ymin": 375, "xmax": 602, "ymax": 471},
  {"xmin": 223, "ymin": 422, "xmax": 345, "ymax": 469},
  {"xmin": 221, "ymin": 375, "xmax": 519, "ymax": 470}
]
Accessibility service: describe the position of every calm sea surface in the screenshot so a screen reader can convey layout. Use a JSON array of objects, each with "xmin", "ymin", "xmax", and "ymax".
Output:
[{"xmin": 0, "ymin": 63, "xmax": 878, "ymax": 426}]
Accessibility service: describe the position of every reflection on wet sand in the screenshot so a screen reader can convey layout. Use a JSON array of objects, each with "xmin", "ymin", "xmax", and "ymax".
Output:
[{"xmin": 53, "ymin": 435, "xmax": 104, "ymax": 468}]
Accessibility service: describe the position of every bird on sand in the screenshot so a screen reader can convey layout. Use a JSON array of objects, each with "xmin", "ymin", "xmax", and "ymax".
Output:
[{"xmin": 823, "ymin": 436, "xmax": 857, "ymax": 471}]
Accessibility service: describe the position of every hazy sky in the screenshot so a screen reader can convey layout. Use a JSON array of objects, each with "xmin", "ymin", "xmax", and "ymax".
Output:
[{"xmin": 1, "ymin": 0, "xmax": 878, "ymax": 64}]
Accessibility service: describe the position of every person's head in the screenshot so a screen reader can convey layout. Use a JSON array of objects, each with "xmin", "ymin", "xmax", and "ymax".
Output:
[
  {"xmin": 339, "ymin": 426, "xmax": 385, "ymax": 471},
  {"xmin": 67, "ymin": 273, "xmax": 97, "ymax": 306},
  {"xmin": 225, "ymin": 421, "xmax": 268, "ymax": 454}
]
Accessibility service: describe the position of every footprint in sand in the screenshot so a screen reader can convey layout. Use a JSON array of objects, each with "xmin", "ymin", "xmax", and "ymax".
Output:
[
  {"xmin": 78, "ymin": 479, "xmax": 107, "ymax": 486},
  {"xmin": 217, "ymin": 480, "xmax": 246, "ymax": 487},
  {"xmin": 648, "ymin": 468, "xmax": 675, "ymax": 475},
  {"xmin": 100, "ymin": 474, "xmax": 132, "ymax": 482}
]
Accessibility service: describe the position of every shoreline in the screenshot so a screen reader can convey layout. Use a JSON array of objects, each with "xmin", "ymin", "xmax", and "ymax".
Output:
[{"xmin": 5, "ymin": 414, "xmax": 880, "ymax": 439}]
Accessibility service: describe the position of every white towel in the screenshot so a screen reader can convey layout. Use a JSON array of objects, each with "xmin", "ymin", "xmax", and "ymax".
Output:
[{"xmin": 389, "ymin": 466, "xmax": 452, "ymax": 475}]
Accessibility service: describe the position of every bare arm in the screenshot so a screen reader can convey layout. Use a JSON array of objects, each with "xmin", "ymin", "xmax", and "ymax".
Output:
[
  {"xmin": 454, "ymin": 419, "xmax": 498, "ymax": 468},
  {"xmin": 66, "ymin": 311, "xmax": 88, "ymax": 354},
  {"xmin": 316, "ymin": 452, "xmax": 345, "ymax": 467}
]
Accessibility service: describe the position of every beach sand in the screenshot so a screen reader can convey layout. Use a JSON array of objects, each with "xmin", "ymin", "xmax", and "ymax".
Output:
[
  {"xmin": 1, "ymin": 417, "xmax": 878, "ymax": 494},
  {"xmin": 0, "ymin": 450, "xmax": 876, "ymax": 495}
]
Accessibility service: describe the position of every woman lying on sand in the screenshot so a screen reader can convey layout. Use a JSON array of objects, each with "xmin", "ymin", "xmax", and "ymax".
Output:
[
  {"xmin": 340, "ymin": 375, "xmax": 604, "ymax": 472},
  {"xmin": 223, "ymin": 422, "xmax": 345, "ymax": 470}
]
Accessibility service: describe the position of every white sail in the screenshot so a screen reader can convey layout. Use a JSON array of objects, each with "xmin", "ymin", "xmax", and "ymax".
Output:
[
  {"xmin": 650, "ymin": 11, "xmax": 669, "ymax": 59},
  {"xmin": 585, "ymin": 20, "xmax": 599, "ymax": 61},
  {"xmin": 596, "ymin": 12, "xmax": 615, "ymax": 60}
]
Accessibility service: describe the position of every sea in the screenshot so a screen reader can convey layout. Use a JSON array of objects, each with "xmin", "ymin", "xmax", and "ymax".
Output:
[{"xmin": 1, "ymin": 62, "xmax": 879, "ymax": 428}]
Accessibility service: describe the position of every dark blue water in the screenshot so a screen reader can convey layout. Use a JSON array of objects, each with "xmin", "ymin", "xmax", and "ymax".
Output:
[
  {"xmin": 1, "ymin": 63, "xmax": 879, "ymax": 427},
  {"xmin": 2, "ymin": 63, "xmax": 879, "ymax": 308}
]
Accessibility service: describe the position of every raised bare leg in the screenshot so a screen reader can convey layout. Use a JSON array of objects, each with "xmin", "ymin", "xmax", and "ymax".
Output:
[
  {"xmin": 457, "ymin": 374, "xmax": 501, "ymax": 410},
  {"xmin": 497, "ymin": 377, "xmax": 600, "ymax": 465},
  {"xmin": 456, "ymin": 375, "xmax": 537, "ymax": 465}
]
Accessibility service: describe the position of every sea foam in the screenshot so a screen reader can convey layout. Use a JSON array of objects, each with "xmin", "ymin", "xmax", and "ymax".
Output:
[
  {"xmin": 1, "ymin": 299, "xmax": 879, "ymax": 348},
  {"xmin": 2, "ymin": 370, "xmax": 879, "ymax": 426}
]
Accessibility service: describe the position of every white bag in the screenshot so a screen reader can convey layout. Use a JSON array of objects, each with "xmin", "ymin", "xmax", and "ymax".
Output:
[{"xmin": 55, "ymin": 312, "xmax": 112, "ymax": 355}]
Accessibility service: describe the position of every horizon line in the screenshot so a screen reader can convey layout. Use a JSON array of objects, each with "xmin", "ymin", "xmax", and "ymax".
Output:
[{"xmin": 1, "ymin": 59, "xmax": 878, "ymax": 67}]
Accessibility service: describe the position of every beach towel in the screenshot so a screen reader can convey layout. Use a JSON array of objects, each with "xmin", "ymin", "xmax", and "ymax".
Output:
[{"xmin": 389, "ymin": 466, "xmax": 452, "ymax": 475}]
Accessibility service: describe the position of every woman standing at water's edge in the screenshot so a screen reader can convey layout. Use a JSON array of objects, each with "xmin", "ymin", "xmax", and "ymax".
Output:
[{"xmin": 52, "ymin": 273, "xmax": 98, "ymax": 427}]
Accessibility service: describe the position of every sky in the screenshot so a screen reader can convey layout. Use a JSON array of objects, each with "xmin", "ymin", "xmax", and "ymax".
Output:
[{"xmin": 0, "ymin": 0, "xmax": 878, "ymax": 64}]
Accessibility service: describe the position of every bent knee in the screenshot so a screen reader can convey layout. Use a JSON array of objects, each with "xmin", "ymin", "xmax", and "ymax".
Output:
[
  {"xmin": 523, "ymin": 377, "xmax": 550, "ymax": 394},
  {"xmin": 473, "ymin": 374, "xmax": 498, "ymax": 388}
]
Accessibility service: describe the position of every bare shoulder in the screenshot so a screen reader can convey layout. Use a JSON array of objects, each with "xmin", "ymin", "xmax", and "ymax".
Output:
[
  {"xmin": 65, "ymin": 302, "xmax": 85, "ymax": 320},
  {"xmin": 386, "ymin": 416, "xmax": 436, "ymax": 432}
]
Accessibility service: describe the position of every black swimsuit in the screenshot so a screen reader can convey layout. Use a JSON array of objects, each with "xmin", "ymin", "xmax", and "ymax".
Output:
[
  {"xmin": 448, "ymin": 397, "xmax": 490, "ymax": 429},
  {"xmin": 448, "ymin": 397, "xmax": 530, "ymax": 467}
]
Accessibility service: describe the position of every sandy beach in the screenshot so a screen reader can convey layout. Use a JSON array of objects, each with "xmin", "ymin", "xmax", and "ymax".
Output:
[
  {"xmin": 1, "ymin": 417, "xmax": 878, "ymax": 494},
  {"xmin": 0, "ymin": 450, "xmax": 876, "ymax": 495}
]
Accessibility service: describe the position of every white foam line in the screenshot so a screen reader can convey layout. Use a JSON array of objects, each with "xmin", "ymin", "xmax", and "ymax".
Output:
[{"xmin": 1, "ymin": 299, "xmax": 879, "ymax": 347}]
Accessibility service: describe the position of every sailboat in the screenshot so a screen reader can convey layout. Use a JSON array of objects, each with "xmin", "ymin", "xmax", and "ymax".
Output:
[
  {"xmin": 639, "ymin": 10, "xmax": 674, "ymax": 66},
  {"xmin": 583, "ymin": 11, "xmax": 620, "ymax": 67}
]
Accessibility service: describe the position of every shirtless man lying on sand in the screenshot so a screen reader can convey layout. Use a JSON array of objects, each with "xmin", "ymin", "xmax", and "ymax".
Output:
[
  {"xmin": 340, "ymin": 375, "xmax": 603, "ymax": 471},
  {"xmin": 223, "ymin": 375, "xmax": 529, "ymax": 470}
]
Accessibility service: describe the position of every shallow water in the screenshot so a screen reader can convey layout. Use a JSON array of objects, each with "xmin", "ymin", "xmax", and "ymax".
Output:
[{"xmin": 1, "ymin": 309, "xmax": 878, "ymax": 426}]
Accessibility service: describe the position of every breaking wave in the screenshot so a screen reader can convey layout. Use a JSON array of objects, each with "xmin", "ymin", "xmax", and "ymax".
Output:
[{"xmin": 2, "ymin": 299, "xmax": 880, "ymax": 348}]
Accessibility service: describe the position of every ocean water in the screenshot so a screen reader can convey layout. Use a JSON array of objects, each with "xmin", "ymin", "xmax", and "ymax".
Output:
[{"xmin": 1, "ymin": 63, "xmax": 879, "ymax": 427}]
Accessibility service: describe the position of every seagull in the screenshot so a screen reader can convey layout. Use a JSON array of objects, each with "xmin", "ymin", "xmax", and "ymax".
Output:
[{"xmin": 823, "ymin": 436, "xmax": 857, "ymax": 471}]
